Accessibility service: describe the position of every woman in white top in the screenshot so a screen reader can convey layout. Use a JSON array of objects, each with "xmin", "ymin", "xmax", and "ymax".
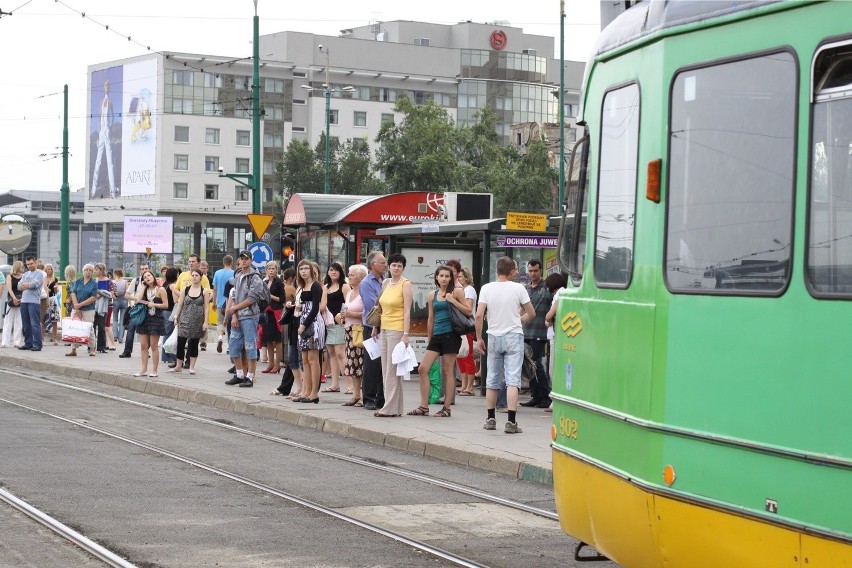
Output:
[{"xmin": 339, "ymin": 264, "xmax": 366, "ymax": 406}]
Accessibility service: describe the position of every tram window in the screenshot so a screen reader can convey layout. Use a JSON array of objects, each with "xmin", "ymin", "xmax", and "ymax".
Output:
[
  {"xmin": 666, "ymin": 52, "xmax": 795, "ymax": 294},
  {"xmin": 808, "ymin": 48, "xmax": 852, "ymax": 296},
  {"xmin": 594, "ymin": 83, "xmax": 639, "ymax": 287}
]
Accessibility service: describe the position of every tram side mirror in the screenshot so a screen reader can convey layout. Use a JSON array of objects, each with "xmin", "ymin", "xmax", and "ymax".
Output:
[{"xmin": 0, "ymin": 215, "xmax": 33, "ymax": 255}]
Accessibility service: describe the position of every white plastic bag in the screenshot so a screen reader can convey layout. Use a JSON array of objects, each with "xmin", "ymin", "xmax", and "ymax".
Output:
[{"xmin": 163, "ymin": 326, "xmax": 179, "ymax": 355}]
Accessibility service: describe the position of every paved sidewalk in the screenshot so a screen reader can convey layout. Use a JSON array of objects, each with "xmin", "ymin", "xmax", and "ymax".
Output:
[{"xmin": 0, "ymin": 342, "xmax": 554, "ymax": 484}]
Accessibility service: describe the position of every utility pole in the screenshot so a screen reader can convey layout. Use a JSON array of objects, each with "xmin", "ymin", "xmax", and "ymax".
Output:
[
  {"xmin": 60, "ymin": 84, "xmax": 70, "ymax": 271},
  {"xmin": 558, "ymin": 0, "xmax": 566, "ymax": 208},
  {"xmin": 251, "ymin": 0, "xmax": 261, "ymax": 214}
]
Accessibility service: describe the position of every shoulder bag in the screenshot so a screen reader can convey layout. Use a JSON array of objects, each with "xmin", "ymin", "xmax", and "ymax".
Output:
[
  {"xmin": 448, "ymin": 301, "xmax": 475, "ymax": 336},
  {"xmin": 364, "ymin": 280, "xmax": 387, "ymax": 328}
]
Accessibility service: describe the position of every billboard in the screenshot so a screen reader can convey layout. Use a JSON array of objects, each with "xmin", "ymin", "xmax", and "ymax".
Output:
[{"xmin": 89, "ymin": 58, "xmax": 158, "ymax": 199}]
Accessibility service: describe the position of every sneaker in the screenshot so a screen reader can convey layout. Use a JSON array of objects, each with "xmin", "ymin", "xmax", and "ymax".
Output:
[
  {"xmin": 227, "ymin": 366, "xmax": 236, "ymax": 374},
  {"xmin": 504, "ymin": 421, "xmax": 523, "ymax": 434},
  {"xmin": 225, "ymin": 376, "xmax": 243, "ymax": 385},
  {"xmin": 483, "ymin": 418, "xmax": 497, "ymax": 430},
  {"xmin": 216, "ymin": 339, "xmax": 222, "ymax": 353},
  {"xmin": 238, "ymin": 378, "xmax": 254, "ymax": 388}
]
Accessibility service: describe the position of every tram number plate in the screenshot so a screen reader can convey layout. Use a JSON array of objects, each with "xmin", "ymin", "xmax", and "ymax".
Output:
[{"xmin": 559, "ymin": 417, "xmax": 579, "ymax": 440}]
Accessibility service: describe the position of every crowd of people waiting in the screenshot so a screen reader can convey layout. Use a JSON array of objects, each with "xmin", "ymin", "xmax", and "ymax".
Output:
[{"xmin": 2, "ymin": 250, "xmax": 565, "ymax": 435}]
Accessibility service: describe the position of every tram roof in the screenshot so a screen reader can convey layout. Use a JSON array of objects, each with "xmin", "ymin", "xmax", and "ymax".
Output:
[{"xmin": 595, "ymin": 0, "xmax": 783, "ymax": 57}]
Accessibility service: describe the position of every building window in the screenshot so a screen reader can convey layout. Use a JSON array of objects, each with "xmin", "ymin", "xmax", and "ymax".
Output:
[
  {"xmin": 381, "ymin": 113, "xmax": 394, "ymax": 125},
  {"xmin": 203, "ymin": 73, "xmax": 222, "ymax": 88},
  {"xmin": 172, "ymin": 99, "xmax": 193, "ymax": 114},
  {"xmin": 203, "ymin": 101, "xmax": 222, "ymax": 116},
  {"xmin": 568, "ymin": 129, "xmax": 577, "ymax": 143},
  {"xmin": 236, "ymin": 130, "xmax": 250, "ymax": 146},
  {"xmin": 263, "ymin": 160, "xmax": 274, "ymax": 175},
  {"xmin": 234, "ymin": 76, "xmax": 250, "ymax": 90},
  {"xmin": 235, "ymin": 158, "xmax": 250, "ymax": 173},
  {"xmin": 173, "ymin": 70, "xmax": 193, "ymax": 86},
  {"xmin": 264, "ymin": 78, "xmax": 285, "ymax": 93},
  {"xmin": 205, "ymin": 128, "xmax": 220, "ymax": 144},
  {"xmin": 174, "ymin": 126, "xmax": 189, "ymax": 142},
  {"xmin": 594, "ymin": 83, "xmax": 639, "ymax": 288},
  {"xmin": 380, "ymin": 88, "xmax": 397, "ymax": 103},
  {"xmin": 354, "ymin": 111, "xmax": 367, "ymax": 127},
  {"xmin": 174, "ymin": 154, "xmax": 189, "ymax": 170},
  {"xmin": 235, "ymin": 186, "xmax": 250, "ymax": 202},
  {"xmin": 234, "ymin": 107, "xmax": 250, "ymax": 119},
  {"xmin": 173, "ymin": 182, "xmax": 188, "ymax": 199},
  {"xmin": 666, "ymin": 52, "xmax": 795, "ymax": 294},
  {"xmin": 204, "ymin": 156, "xmax": 220, "ymax": 172},
  {"xmin": 293, "ymin": 71, "xmax": 307, "ymax": 78},
  {"xmin": 292, "ymin": 126, "xmax": 306, "ymax": 132},
  {"xmin": 293, "ymin": 99, "xmax": 306, "ymax": 105},
  {"xmin": 267, "ymin": 105, "xmax": 285, "ymax": 120},
  {"xmin": 204, "ymin": 184, "xmax": 219, "ymax": 200},
  {"xmin": 263, "ymin": 133, "xmax": 284, "ymax": 148},
  {"xmin": 328, "ymin": 109, "xmax": 339, "ymax": 125}
]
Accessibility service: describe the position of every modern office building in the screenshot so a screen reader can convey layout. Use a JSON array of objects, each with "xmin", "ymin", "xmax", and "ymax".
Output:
[{"xmin": 85, "ymin": 19, "xmax": 582, "ymax": 267}]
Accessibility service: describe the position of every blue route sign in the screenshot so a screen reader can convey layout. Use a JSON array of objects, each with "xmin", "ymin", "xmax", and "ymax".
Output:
[{"xmin": 247, "ymin": 241, "xmax": 273, "ymax": 270}]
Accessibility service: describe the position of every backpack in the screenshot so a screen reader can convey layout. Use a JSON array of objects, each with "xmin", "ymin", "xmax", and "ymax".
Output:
[
  {"xmin": 242, "ymin": 272, "xmax": 271, "ymax": 323},
  {"xmin": 521, "ymin": 343, "xmax": 538, "ymax": 387}
]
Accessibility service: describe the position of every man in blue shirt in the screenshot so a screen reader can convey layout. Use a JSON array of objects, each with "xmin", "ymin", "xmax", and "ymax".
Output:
[
  {"xmin": 211, "ymin": 255, "xmax": 234, "ymax": 354},
  {"xmin": 360, "ymin": 251, "xmax": 386, "ymax": 410},
  {"xmin": 18, "ymin": 256, "xmax": 44, "ymax": 351}
]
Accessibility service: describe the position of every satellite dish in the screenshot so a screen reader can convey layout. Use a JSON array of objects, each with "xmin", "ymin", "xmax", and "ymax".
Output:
[{"xmin": 0, "ymin": 215, "xmax": 32, "ymax": 255}]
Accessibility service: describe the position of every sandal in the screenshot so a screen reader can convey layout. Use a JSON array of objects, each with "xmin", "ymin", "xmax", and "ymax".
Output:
[
  {"xmin": 344, "ymin": 389, "xmax": 353, "ymax": 395},
  {"xmin": 433, "ymin": 407, "xmax": 451, "ymax": 417},
  {"xmin": 374, "ymin": 412, "xmax": 399, "ymax": 417},
  {"xmin": 322, "ymin": 387, "xmax": 340, "ymax": 393},
  {"xmin": 406, "ymin": 406, "xmax": 430, "ymax": 416},
  {"xmin": 457, "ymin": 390, "xmax": 474, "ymax": 396},
  {"xmin": 353, "ymin": 400, "xmax": 364, "ymax": 407},
  {"xmin": 342, "ymin": 398, "xmax": 361, "ymax": 406}
]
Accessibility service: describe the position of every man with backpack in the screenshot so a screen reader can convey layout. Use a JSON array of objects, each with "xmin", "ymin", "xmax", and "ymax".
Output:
[{"xmin": 224, "ymin": 250, "xmax": 269, "ymax": 388}]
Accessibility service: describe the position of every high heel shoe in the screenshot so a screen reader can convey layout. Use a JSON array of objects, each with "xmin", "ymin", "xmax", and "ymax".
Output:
[
  {"xmin": 270, "ymin": 366, "xmax": 282, "ymax": 374},
  {"xmin": 301, "ymin": 397, "xmax": 319, "ymax": 404},
  {"xmin": 260, "ymin": 366, "xmax": 275, "ymax": 374}
]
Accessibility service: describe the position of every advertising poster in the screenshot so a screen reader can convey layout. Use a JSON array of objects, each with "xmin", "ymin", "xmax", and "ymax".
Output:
[
  {"xmin": 123, "ymin": 216, "xmax": 174, "ymax": 254},
  {"xmin": 401, "ymin": 247, "xmax": 474, "ymax": 360},
  {"xmin": 88, "ymin": 65, "xmax": 123, "ymax": 199},
  {"xmin": 121, "ymin": 58, "xmax": 158, "ymax": 196}
]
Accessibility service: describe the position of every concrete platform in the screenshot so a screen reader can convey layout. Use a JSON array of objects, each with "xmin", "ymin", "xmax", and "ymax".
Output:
[{"xmin": 0, "ymin": 341, "xmax": 554, "ymax": 485}]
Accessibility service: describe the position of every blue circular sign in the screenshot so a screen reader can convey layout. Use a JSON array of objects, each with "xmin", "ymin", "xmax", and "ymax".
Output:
[{"xmin": 247, "ymin": 241, "xmax": 273, "ymax": 270}]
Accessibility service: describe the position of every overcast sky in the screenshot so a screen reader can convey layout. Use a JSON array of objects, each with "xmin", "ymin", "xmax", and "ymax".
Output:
[{"xmin": 0, "ymin": 0, "xmax": 601, "ymax": 193}]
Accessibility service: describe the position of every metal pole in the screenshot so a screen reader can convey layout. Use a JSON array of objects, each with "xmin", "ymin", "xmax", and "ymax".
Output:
[
  {"xmin": 60, "ymin": 84, "xmax": 70, "ymax": 271},
  {"xmin": 324, "ymin": 89, "xmax": 331, "ymax": 194},
  {"xmin": 324, "ymin": 48, "xmax": 331, "ymax": 194},
  {"xmin": 251, "ymin": 0, "xmax": 261, "ymax": 214},
  {"xmin": 558, "ymin": 0, "xmax": 566, "ymax": 208}
]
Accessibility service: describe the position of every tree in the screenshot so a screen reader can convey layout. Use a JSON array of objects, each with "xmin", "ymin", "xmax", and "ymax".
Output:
[
  {"xmin": 275, "ymin": 139, "xmax": 322, "ymax": 197},
  {"xmin": 375, "ymin": 97, "xmax": 458, "ymax": 193},
  {"xmin": 334, "ymin": 138, "xmax": 386, "ymax": 195},
  {"xmin": 493, "ymin": 140, "xmax": 556, "ymax": 217}
]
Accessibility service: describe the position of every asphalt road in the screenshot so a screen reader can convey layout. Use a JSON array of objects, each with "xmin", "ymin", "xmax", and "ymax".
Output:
[{"xmin": 0, "ymin": 370, "xmax": 615, "ymax": 567}]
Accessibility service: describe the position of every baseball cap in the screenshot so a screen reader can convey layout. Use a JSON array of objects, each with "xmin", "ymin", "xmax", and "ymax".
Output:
[{"xmin": 238, "ymin": 250, "xmax": 251, "ymax": 259}]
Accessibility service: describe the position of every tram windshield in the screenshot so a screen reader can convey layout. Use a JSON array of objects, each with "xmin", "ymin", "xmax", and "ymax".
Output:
[{"xmin": 808, "ymin": 48, "xmax": 852, "ymax": 296}]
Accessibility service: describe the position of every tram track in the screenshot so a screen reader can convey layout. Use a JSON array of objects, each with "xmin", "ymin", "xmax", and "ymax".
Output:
[
  {"xmin": 0, "ymin": 488, "xmax": 137, "ymax": 568},
  {"xmin": 4, "ymin": 368, "xmax": 558, "ymax": 522},
  {"xmin": 1, "ymin": 394, "xmax": 493, "ymax": 568}
]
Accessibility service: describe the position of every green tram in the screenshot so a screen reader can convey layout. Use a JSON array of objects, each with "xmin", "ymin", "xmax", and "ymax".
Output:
[{"xmin": 552, "ymin": 2, "xmax": 852, "ymax": 566}]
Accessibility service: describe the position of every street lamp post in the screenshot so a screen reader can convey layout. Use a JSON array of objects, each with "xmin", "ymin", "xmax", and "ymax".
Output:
[
  {"xmin": 301, "ymin": 46, "xmax": 354, "ymax": 194},
  {"xmin": 219, "ymin": 0, "xmax": 261, "ymax": 214}
]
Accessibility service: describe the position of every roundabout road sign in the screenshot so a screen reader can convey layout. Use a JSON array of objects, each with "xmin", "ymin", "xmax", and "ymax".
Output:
[{"xmin": 247, "ymin": 241, "xmax": 273, "ymax": 270}]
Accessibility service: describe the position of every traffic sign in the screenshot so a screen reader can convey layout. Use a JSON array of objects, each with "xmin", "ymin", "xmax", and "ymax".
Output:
[
  {"xmin": 247, "ymin": 241, "xmax": 273, "ymax": 270},
  {"xmin": 246, "ymin": 213, "xmax": 274, "ymax": 240}
]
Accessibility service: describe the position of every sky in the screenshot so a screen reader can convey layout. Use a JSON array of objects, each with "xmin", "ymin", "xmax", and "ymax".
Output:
[{"xmin": 0, "ymin": 0, "xmax": 601, "ymax": 194}]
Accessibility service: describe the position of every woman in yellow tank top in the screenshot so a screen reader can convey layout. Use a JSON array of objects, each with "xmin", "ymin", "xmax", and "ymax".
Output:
[{"xmin": 372, "ymin": 253, "xmax": 412, "ymax": 417}]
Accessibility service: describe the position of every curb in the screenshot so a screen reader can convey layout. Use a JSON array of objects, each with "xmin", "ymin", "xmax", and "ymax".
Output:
[{"xmin": 8, "ymin": 357, "xmax": 553, "ymax": 486}]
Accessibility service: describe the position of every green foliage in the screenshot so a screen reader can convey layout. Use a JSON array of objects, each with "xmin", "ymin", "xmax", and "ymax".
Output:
[{"xmin": 275, "ymin": 99, "xmax": 557, "ymax": 219}]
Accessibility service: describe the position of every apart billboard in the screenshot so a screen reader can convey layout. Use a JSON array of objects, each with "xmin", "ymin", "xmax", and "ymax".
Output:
[{"xmin": 89, "ymin": 58, "xmax": 158, "ymax": 199}]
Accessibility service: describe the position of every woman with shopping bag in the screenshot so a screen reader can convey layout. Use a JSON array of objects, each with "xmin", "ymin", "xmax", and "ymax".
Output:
[
  {"xmin": 133, "ymin": 270, "xmax": 167, "ymax": 377},
  {"xmin": 66, "ymin": 264, "xmax": 98, "ymax": 356},
  {"xmin": 166, "ymin": 269, "xmax": 208, "ymax": 375}
]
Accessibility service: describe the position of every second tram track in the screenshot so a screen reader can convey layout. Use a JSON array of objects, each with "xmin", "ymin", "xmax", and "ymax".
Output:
[{"xmin": 1, "ymin": 367, "xmax": 558, "ymax": 521}]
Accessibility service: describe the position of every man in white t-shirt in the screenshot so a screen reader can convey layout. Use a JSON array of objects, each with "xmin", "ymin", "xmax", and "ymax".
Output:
[{"xmin": 475, "ymin": 256, "xmax": 535, "ymax": 434}]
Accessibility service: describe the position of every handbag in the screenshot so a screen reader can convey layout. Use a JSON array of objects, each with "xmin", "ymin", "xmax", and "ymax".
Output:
[
  {"xmin": 350, "ymin": 323, "xmax": 364, "ymax": 348},
  {"xmin": 61, "ymin": 317, "xmax": 92, "ymax": 344},
  {"xmin": 365, "ymin": 282, "xmax": 387, "ymax": 327},
  {"xmin": 457, "ymin": 335, "xmax": 470, "ymax": 358},
  {"xmin": 448, "ymin": 302, "xmax": 475, "ymax": 335},
  {"xmin": 128, "ymin": 303, "xmax": 147, "ymax": 326},
  {"xmin": 321, "ymin": 307, "xmax": 335, "ymax": 327},
  {"xmin": 300, "ymin": 323, "xmax": 315, "ymax": 340}
]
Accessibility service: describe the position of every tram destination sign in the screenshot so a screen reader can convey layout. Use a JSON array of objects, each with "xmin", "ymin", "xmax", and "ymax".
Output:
[{"xmin": 496, "ymin": 235, "xmax": 557, "ymax": 248}]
